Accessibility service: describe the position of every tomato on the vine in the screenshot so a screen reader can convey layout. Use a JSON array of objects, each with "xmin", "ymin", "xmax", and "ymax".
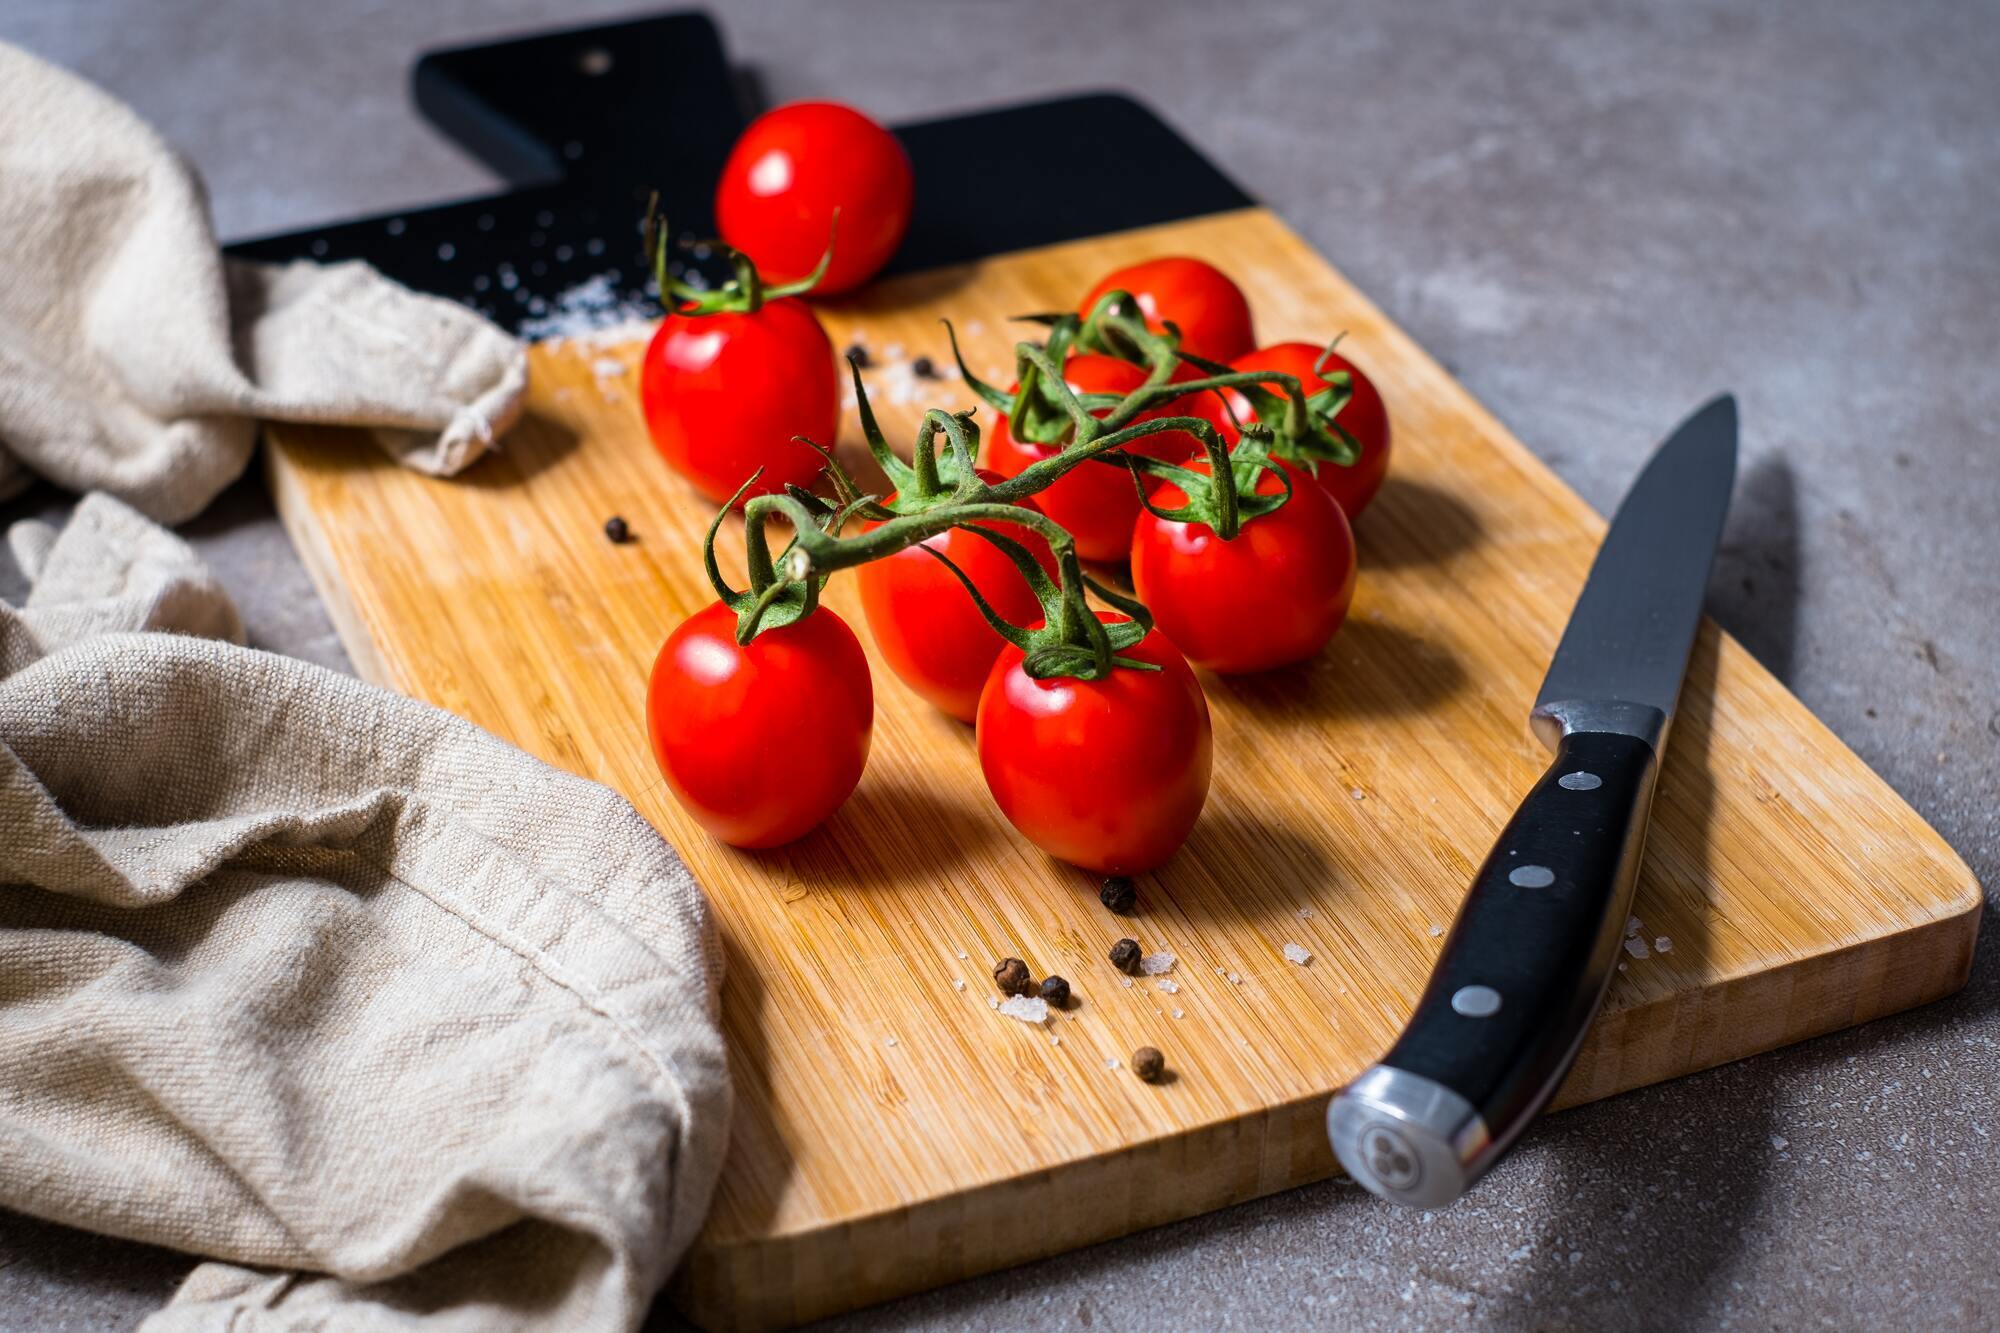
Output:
[
  {"xmin": 1131, "ymin": 460, "xmax": 1356, "ymax": 674},
  {"xmin": 855, "ymin": 474, "xmax": 1058, "ymax": 722},
  {"xmin": 979, "ymin": 355, "xmax": 1219, "ymax": 563},
  {"xmin": 715, "ymin": 101, "xmax": 914, "ymax": 296},
  {"xmin": 1078, "ymin": 256, "xmax": 1255, "ymax": 363},
  {"xmin": 640, "ymin": 297, "xmax": 838, "ymax": 506},
  {"xmin": 647, "ymin": 601, "xmax": 872, "ymax": 848},
  {"xmin": 976, "ymin": 614, "xmax": 1212, "ymax": 873},
  {"xmin": 1220, "ymin": 343, "xmax": 1392, "ymax": 518}
]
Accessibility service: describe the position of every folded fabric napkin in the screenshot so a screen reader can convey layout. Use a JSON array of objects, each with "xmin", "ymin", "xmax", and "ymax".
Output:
[
  {"xmin": 2, "ymin": 495, "xmax": 731, "ymax": 1331},
  {"xmin": 0, "ymin": 40, "xmax": 528, "ymax": 521},
  {"xmin": 0, "ymin": 42, "xmax": 729, "ymax": 1333}
]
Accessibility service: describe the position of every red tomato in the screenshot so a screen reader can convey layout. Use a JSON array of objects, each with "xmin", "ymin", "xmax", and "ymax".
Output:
[
  {"xmin": 1219, "ymin": 343, "xmax": 1392, "ymax": 518},
  {"xmin": 648, "ymin": 602, "xmax": 873, "ymax": 848},
  {"xmin": 715, "ymin": 101, "xmax": 914, "ymax": 296},
  {"xmin": 640, "ymin": 297, "xmax": 838, "ymax": 506},
  {"xmin": 855, "ymin": 475, "xmax": 1058, "ymax": 722},
  {"xmin": 979, "ymin": 355, "xmax": 1217, "ymax": 563},
  {"xmin": 977, "ymin": 614, "xmax": 1212, "ymax": 873},
  {"xmin": 1130, "ymin": 461, "xmax": 1356, "ymax": 674},
  {"xmin": 1078, "ymin": 256, "xmax": 1255, "ymax": 363}
]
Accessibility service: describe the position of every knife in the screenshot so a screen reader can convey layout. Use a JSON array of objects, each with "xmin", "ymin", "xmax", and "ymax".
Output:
[{"xmin": 1327, "ymin": 395, "xmax": 1739, "ymax": 1208}]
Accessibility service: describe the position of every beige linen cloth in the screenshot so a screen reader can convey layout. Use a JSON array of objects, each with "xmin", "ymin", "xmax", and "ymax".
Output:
[
  {"xmin": 0, "ymin": 42, "xmax": 731, "ymax": 1333},
  {"xmin": 0, "ymin": 40, "xmax": 527, "ymax": 521}
]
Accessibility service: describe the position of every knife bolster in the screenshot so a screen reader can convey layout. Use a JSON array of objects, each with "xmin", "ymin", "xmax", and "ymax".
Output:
[{"xmin": 1530, "ymin": 698, "xmax": 1669, "ymax": 754}]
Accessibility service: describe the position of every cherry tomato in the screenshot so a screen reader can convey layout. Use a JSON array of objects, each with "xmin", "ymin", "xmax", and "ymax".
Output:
[
  {"xmin": 979, "ymin": 355, "xmax": 1218, "ymax": 563},
  {"xmin": 640, "ymin": 297, "xmax": 838, "ymax": 506},
  {"xmin": 715, "ymin": 101, "xmax": 915, "ymax": 296},
  {"xmin": 855, "ymin": 475, "xmax": 1058, "ymax": 722},
  {"xmin": 1130, "ymin": 460, "xmax": 1356, "ymax": 674},
  {"xmin": 1078, "ymin": 256, "xmax": 1255, "ymax": 363},
  {"xmin": 977, "ymin": 613, "xmax": 1212, "ymax": 873},
  {"xmin": 648, "ymin": 602, "xmax": 873, "ymax": 848},
  {"xmin": 1219, "ymin": 343, "xmax": 1392, "ymax": 518}
]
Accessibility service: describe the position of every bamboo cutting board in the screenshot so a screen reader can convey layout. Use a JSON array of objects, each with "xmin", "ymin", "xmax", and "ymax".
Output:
[{"xmin": 265, "ymin": 208, "xmax": 1979, "ymax": 1330}]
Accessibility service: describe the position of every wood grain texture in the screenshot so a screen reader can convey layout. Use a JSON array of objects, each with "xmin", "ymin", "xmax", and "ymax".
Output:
[{"xmin": 264, "ymin": 208, "xmax": 1981, "ymax": 1331}]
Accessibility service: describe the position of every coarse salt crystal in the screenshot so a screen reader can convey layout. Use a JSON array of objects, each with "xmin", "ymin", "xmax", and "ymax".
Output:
[
  {"xmin": 1297, "ymin": 907, "xmax": 1315, "ymax": 920},
  {"xmin": 1771, "ymin": 1134, "xmax": 1789, "ymax": 1151},
  {"xmin": 1227, "ymin": 971, "xmax": 1242, "ymax": 985},
  {"xmin": 1104, "ymin": 1056, "xmax": 1121, "ymax": 1071},
  {"xmin": 1428, "ymin": 925, "xmax": 1444, "ymax": 938},
  {"xmin": 1119, "ymin": 977, "xmax": 1134, "ymax": 989},
  {"xmin": 1655, "ymin": 936, "xmax": 1673, "ymax": 954},
  {"xmin": 1157, "ymin": 980, "xmax": 1180, "ymax": 994},
  {"xmin": 1050, "ymin": 1034, "xmax": 1061, "ymax": 1046},
  {"xmin": 998, "ymin": 995, "xmax": 1049, "ymax": 1024},
  {"xmin": 1623, "ymin": 936, "xmax": 1649, "ymax": 960},
  {"xmin": 1625, "ymin": 916, "xmax": 1642, "ymax": 936},
  {"xmin": 952, "ymin": 979, "xmax": 966, "ymax": 992},
  {"xmin": 1173, "ymin": 1008, "xmax": 1186, "ymax": 1019},
  {"xmin": 1351, "ymin": 788, "xmax": 1366, "ymax": 801},
  {"xmin": 988, "ymin": 996, "xmax": 1000, "ymax": 1009},
  {"xmin": 955, "ymin": 949, "xmax": 969, "ymax": 960},
  {"xmin": 1140, "ymin": 950, "xmax": 1177, "ymax": 976},
  {"xmin": 884, "ymin": 1037, "xmax": 897, "ymax": 1047},
  {"xmin": 1282, "ymin": 942, "xmax": 1313, "ymax": 966}
]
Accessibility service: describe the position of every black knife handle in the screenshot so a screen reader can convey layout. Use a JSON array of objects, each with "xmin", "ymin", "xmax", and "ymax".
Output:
[{"xmin": 1327, "ymin": 727, "xmax": 1660, "ymax": 1207}]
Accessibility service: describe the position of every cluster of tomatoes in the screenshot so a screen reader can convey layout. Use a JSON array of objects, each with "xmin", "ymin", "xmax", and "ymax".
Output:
[{"xmin": 637, "ymin": 102, "xmax": 1392, "ymax": 879}]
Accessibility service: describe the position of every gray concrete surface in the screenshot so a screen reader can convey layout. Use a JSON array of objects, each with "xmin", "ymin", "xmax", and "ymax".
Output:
[{"xmin": 2, "ymin": 0, "xmax": 1996, "ymax": 1328}]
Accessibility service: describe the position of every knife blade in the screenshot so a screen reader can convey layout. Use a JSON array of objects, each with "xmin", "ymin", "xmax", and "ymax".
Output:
[{"xmin": 1327, "ymin": 394, "xmax": 1739, "ymax": 1208}]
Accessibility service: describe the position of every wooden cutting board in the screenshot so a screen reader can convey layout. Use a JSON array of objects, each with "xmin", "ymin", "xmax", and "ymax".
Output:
[{"xmin": 265, "ymin": 207, "xmax": 1980, "ymax": 1331}]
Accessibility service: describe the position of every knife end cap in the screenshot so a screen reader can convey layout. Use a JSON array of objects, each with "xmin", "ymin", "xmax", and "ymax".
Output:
[{"xmin": 1328, "ymin": 1065, "xmax": 1491, "ymax": 1209}]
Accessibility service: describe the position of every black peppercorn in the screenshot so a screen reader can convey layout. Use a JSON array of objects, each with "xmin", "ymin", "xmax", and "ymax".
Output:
[
  {"xmin": 1132, "ymin": 1045, "xmax": 1165, "ymax": 1082},
  {"xmin": 1109, "ymin": 938, "xmax": 1142, "ymax": 974},
  {"xmin": 993, "ymin": 957, "xmax": 1033, "ymax": 997},
  {"xmin": 1039, "ymin": 975, "xmax": 1071, "ymax": 1008},
  {"xmin": 844, "ymin": 343, "xmax": 871, "ymax": 368},
  {"xmin": 603, "ymin": 515, "xmax": 630, "ymax": 544},
  {"xmin": 1099, "ymin": 876, "xmax": 1137, "ymax": 913},
  {"xmin": 911, "ymin": 355, "xmax": 937, "ymax": 379}
]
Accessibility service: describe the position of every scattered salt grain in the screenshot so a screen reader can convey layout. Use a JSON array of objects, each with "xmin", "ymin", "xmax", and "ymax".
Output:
[
  {"xmin": 1226, "ymin": 971, "xmax": 1243, "ymax": 986},
  {"xmin": 998, "ymin": 995, "xmax": 1050, "ymax": 1024},
  {"xmin": 1771, "ymin": 1134, "xmax": 1789, "ymax": 1151},
  {"xmin": 1625, "ymin": 916, "xmax": 1642, "ymax": 936},
  {"xmin": 955, "ymin": 949, "xmax": 969, "ymax": 960},
  {"xmin": 1050, "ymin": 1034, "xmax": 1061, "ymax": 1046},
  {"xmin": 591, "ymin": 357, "xmax": 626, "ymax": 381},
  {"xmin": 1119, "ymin": 977, "xmax": 1135, "ymax": 989},
  {"xmin": 1173, "ymin": 1009, "xmax": 1186, "ymax": 1019},
  {"xmin": 1104, "ymin": 1056, "xmax": 1121, "ymax": 1071},
  {"xmin": 518, "ymin": 271, "xmax": 658, "ymax": 344},
  {"xmin": 1428, "ymin": 925, "xmax": 1444, "ymax": 938},
  {"xmin": 884, "ymin": 1037, "xmax": 897, "ymax": 1048},
  {"xmin": 1157, "ymin": 980, "xmax": 1181, "ymax": 994},
  {"xmin": 952, "ymin": 979, "xmax": 966, "ymax": 992},
  {"xmin": 1654, "ymin": 936, "xmax": 1673, "ymax": 954},
  {"xmin": 1351, "ymin": 788, "xmax": 1366, "ymax": 801},
  {"xmin": 1139, "ymin": 950, "xmax": 1177, "ymax": 976},
  {"xmin": 1282, "ymin": 942, "xmax": 1313, "ymax": 966},
  {"xmin": 1297, "ymin": 907, "xmax": 1316, "ymax": 920},
  {"xmin": 987, "ymin": 996, "xmax": 1001, "ymax": 1010},
  {"xmin": 1617, "ymin": 962, "xmax": 1627, "ymax": 972},
  {"xmin": 1623, "ymin": 936, "xmax": 1650, "ymax": 960}
]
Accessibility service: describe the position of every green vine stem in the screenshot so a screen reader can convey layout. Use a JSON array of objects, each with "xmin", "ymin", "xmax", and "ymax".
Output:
[
  {"xmin": 643, "ymin": 194, "xmax": 837, "ymax": 314},
  {"xmin": 693, "ymin": 273, "xmax": 1361, "ymax": 680}
]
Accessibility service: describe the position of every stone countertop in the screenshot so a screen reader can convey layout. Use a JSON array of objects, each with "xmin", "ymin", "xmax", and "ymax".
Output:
[{"xmin": 2, "ymin": 1, "xmax": 1994, "ymax": 1328}]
